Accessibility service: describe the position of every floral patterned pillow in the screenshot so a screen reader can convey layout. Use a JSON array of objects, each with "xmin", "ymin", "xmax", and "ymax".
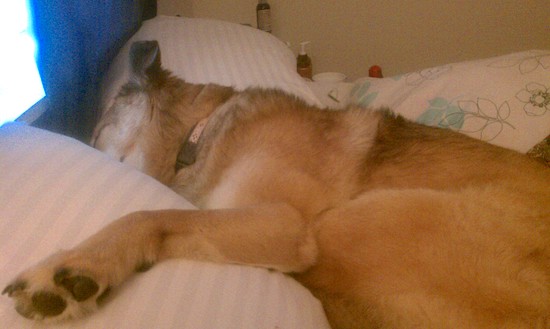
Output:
[{"xmin": 349, "ymin": 50, "xmax": 550, "ymax": 153}]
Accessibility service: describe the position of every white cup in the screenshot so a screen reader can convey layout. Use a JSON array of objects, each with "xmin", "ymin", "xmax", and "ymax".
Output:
[{"xmin": 312, "ymin": 72, "xmax": 347, "ymax": 83}]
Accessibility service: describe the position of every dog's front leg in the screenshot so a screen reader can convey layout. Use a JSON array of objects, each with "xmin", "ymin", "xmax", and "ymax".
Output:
[
  {"xmin": 156, "ymin": 204, "xmax": 318, "ymax": 272},
  {"xmin": 3, "ymin": 203, "xmax": 317, "ymax": 321}
]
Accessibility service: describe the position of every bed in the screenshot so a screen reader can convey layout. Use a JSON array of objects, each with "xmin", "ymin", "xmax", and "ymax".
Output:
[{"xmin": 1, "ymin": 4, "xmax": 550, "ymax": 329}]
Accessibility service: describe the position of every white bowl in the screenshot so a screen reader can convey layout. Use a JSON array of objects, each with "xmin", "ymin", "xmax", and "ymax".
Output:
[{"xmin": 312, "ymin": 72, "xmax": 347, "ymax": 83}]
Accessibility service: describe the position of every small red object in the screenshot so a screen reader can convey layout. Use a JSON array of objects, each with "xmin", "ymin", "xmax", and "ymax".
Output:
[{"xmin": 369, "ymin": 65, "xmax": 383, "ymax": 78}]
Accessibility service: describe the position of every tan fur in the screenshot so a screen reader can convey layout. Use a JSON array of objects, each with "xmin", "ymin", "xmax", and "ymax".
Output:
[{"xmin": 5, "ymin": 41, "xmax": 550, "ymax": 328}]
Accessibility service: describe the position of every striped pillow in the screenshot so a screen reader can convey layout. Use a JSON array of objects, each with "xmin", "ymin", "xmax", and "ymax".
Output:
[
  {"xmin": 100, "ymin": 15, "xmax": 322, "ymax": 112},
  {"xmin": 0, "ymin": 122, "xmax": 330, "ymax": 329}
]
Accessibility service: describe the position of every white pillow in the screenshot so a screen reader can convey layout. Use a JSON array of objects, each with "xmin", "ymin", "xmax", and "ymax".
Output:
[
  {"xmin": 349, "ymin": 50, "xmax": 550, "ymax": 153},
  {"xmin": 0, "ymin": 123, "xmax": 330, "ymax": 329},
  {"xmin": 100, "ymin": 15, "xmax": 322, "ymax": 112}
]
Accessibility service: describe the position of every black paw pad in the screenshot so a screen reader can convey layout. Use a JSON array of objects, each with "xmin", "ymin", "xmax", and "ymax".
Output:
[
  {"xmin": 32, "ymin": 291, "xmax": 67, "ymax": 317},
  {"xmin": 54, "ymin": 268, "xmax": 99, "ymax": 302},
  {"xmin": 2, "ymin": 280, "xmax": 27, "ymax": 296}
]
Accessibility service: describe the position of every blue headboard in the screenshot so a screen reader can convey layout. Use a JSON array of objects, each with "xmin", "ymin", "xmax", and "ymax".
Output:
[{"xmin": 30, "ymin": 0, "xmax": 157, "ymax": 142}]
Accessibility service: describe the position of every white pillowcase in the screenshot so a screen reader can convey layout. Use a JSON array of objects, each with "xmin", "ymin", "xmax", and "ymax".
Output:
[
  {"xmin": 0, "ymin": 122, "xmax": 331, "ymax": 329},
  {"xmin": 349, "ymin": 50, "xmax": 550, "ymax": 153},
  {"xmin": 100, "ymin": 15, "xmax": 322, "ymax": 112}
]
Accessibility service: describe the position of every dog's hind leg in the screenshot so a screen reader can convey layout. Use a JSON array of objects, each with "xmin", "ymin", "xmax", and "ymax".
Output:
[{"xmin": 3, "ymin": 203, "xmax": 317, "ymax": 321}]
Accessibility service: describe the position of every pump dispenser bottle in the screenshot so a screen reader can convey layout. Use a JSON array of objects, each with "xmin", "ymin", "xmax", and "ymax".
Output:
[
  {"xmin": 297, "ymin": 41, "xmax": 312, "ymax": 79},
  {"xmin": 256, "ymin": 0, "xmax": 271, "ymax": 33}
]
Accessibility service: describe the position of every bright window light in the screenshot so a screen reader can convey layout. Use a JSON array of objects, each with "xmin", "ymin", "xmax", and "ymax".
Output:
[{"xmin": 0, "ymin": 0, "xmax": 45, "ymax": 126}]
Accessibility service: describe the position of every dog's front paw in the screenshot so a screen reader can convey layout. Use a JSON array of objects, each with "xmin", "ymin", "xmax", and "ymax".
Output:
[{"xmin": 3, "ymin": 253, "xmax": 111, "ymax": 321}]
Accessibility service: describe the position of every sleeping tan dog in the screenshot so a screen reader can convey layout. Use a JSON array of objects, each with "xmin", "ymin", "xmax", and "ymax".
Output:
[{"xmin": 4, "ymin": 41, "xmax": 550, "ymax": 328}]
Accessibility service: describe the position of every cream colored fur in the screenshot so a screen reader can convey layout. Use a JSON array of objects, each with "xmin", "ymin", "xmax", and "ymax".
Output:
[{"xmin": 4, "ymin": 41, "xmax": 550, "ymax": 328}]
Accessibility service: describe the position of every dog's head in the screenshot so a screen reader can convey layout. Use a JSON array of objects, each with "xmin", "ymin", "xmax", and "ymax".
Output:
[{"xmin": 92, "ymin": 41, "xmax": 193, "ymax": 185}]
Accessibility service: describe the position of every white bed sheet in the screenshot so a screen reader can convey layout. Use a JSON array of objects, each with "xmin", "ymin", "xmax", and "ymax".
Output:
[{"xmin": 0, "ymin": 123, "xmax": 331, "ymax": 329}]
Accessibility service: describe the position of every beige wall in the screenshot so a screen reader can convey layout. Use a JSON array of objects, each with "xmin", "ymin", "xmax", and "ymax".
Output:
[{"xmin": 158, "ymin": 0, "xmax": 550, "ymax": 79}]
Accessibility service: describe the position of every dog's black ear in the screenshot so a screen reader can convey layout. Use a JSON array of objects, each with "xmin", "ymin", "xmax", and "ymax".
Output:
[{"xmin": 129, "ymin": 40, "xmax": 162, "ymax": 86}]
